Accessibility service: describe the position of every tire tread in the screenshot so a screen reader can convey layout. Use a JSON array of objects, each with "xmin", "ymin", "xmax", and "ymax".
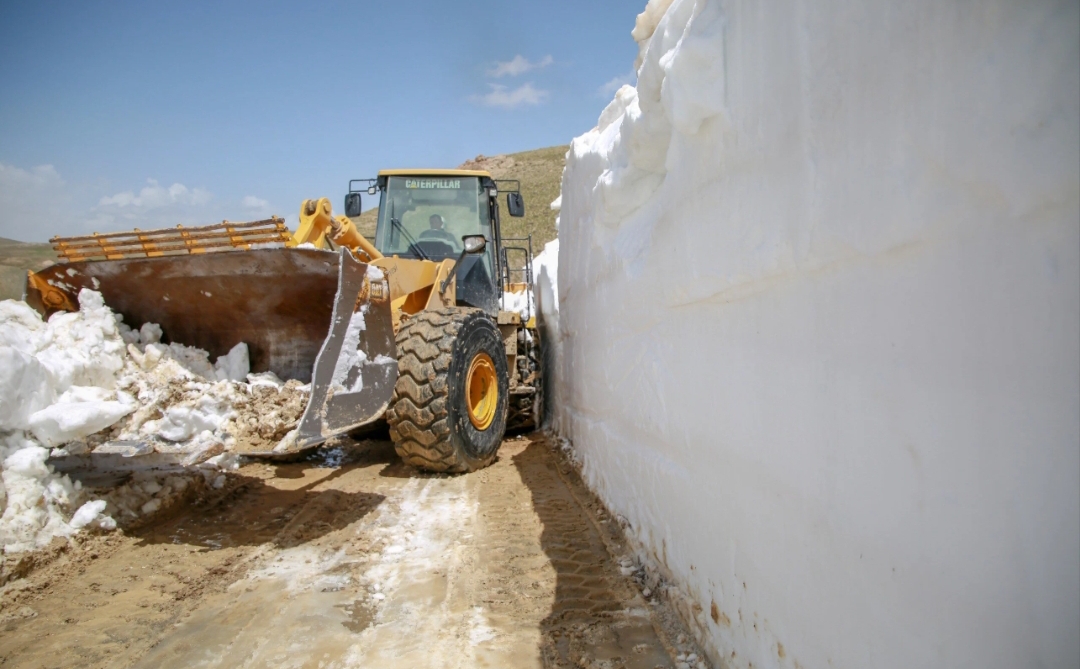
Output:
[{"xmin": 387, "ymin": 308, "xmax": 499, "ymax": 473}]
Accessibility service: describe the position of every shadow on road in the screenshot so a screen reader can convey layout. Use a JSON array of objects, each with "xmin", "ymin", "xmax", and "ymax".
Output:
[
  {"xmin": 512, "ymin": 434, "xmax": 676, "ymax": 668},
  {"xmin": 132, "ymin": 455, "xmax": 386, "ymax": 551}
]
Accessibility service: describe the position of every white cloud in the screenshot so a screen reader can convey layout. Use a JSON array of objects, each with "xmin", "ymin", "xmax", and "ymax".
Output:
[
  {"xmin": 0, "ymin": 163, "xmax": 71, "ymax": 241},
  {"xmin": 98, "ymin": 179, "xmax": 211, "ymax": 209},
  {"xmin": 91, "ymin": 178, "xmax": 217, "ymax": 233},
  {"xmin": 487, "ymin": 55, "xmax": 553, "ymax": 78},
  {"xmin": 242, "ymin": 195, "xmax": 269, "ymax": 209},
  {"xmin": 598, "ymin": 71, "xmax": 637, "ymax": 97},
  {"xmin": 0, "ymin": 163, "xmax": 64, "ymax": 193},
  {"xmin": 472, "ymin": 83, "xmax": 548, "ymax": 109},
  {"xmin": 0, "ymin": 163, "xmax": 268, "ymax": 242}
]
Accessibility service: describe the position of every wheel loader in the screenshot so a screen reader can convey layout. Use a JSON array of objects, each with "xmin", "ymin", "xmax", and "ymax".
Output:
[{"xmin": 24, "ymin": 169, "xmax": 542, "ymax": 473}]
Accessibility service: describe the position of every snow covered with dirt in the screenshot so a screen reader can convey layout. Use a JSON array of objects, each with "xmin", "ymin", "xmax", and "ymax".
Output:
[
  {"xmin": 501, "ymin": 290, "xmax": 534, "ymax": 320},
  {"xmin": 0, "ymin": 289, "xmax": 307, "ymax": 553},
  {"xmin": 541, "ymin": 1, "xmax": 1079, "ymax": 668}
]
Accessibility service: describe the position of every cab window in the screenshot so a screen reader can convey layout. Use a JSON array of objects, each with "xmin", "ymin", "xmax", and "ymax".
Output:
[{"xmin": 375, "ymin": 176, "xmax": 492, "ymax": 264}]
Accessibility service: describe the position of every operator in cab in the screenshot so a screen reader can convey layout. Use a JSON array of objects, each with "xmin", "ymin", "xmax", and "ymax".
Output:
[{"xmin": 419, "ymin": 214, "xmax": 459, "ymax": 246}]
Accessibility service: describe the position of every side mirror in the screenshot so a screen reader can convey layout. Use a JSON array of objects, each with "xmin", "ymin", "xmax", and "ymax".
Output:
[
  {"xmin": 344, "ymin": 192, "xmax": 362, "ymax": 218},
  {"xmin": 462, "ymin": 235, "xmax": 487, "ymax": 254},
  {"xmin": 506, "ymin": 192, "xmax": 525, "ymax": 217}
]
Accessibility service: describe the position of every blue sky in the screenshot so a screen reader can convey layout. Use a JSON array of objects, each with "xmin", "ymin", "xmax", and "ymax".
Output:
[{"xmin": 0, "ymin": 1, "xmax": 640, "ymax": 241}]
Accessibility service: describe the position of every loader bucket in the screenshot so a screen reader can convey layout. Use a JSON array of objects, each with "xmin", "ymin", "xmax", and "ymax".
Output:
[{"xmin": 25, "ymin": 247, "xmax": 397, "ymax": 455}]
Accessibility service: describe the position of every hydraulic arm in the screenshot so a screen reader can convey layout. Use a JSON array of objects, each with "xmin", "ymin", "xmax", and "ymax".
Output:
[{"xmin": 290, "ymin": 197, "xmax": 382, "ymax": 262}]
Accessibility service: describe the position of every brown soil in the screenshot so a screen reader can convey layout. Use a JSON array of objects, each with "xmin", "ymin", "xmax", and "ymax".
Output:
[
  {"xmin": 0, "ymin": 434, "xmax": 706, "ymax": 668},
  {"xmin": 227, "ymin": 381, "xmax": 308, "ymax": 454}
]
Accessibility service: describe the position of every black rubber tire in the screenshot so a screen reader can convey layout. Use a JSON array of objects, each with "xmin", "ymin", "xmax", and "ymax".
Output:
[{"xmin": 387, "ymin": 308, "xmax": 509, "ymax": 473}]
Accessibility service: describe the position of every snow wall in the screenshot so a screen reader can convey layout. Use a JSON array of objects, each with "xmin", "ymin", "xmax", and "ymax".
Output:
[{"xmin": 540, "ymin": 1, "xmax": 1080, "ymax": 667}]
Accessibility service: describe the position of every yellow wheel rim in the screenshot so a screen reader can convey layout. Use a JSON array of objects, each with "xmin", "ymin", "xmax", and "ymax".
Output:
[{"xmin": 466, "ymin": 352, "xmax": 498, "ymax": 430}]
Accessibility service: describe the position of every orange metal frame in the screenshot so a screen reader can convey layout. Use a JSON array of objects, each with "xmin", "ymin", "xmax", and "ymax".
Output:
[{"xmin": 50, "ymin": 218, "xmax": 292, "ymax": 262}]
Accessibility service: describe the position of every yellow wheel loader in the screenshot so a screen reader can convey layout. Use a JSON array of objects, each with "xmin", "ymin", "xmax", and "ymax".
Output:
[{"xmin": 25, "ymin": 169, "xmax": 542, "ymax": 473}]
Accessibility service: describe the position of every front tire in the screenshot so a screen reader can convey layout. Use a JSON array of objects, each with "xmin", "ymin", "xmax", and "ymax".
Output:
[{"xmin": 387, "ymin": 308, "xmax": 509, "ymax": 473}]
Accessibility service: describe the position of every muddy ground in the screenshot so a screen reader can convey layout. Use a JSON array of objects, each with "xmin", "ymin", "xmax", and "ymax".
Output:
[{"xmin": 0, "ymin": 433, "xmax": 707, "ymax": 669}]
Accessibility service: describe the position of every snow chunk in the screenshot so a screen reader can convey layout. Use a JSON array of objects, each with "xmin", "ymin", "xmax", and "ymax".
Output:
[
  {"xmin": 0, "ymin": 300, "xmax": 46, "ymax": 354},
  {"xmin": 1, "ymin": 289, "xmax": 132, "ymax": 440},
  {"xmin": 502, "ymin": 290, "xmax": 534, "ymax": 319},
  {"xmin": 69, "ymin": 500, "xmax": 107, "ymax": 529},
  {"xmin": 139, "ymin": 322, "xmax": 163, "ymax": 345},
  {"xmin": 0, "ymin": 346, "xmax": 55, "ymax": 431},
  {"xmin": 28, "ymin": 388, "xmax": 135, "ymax": 448},
  {"xmin": 142, "ymin": 395, "xmax": 234, "ymax": 443},
  {"xmin": 214, "ymin": 343, "xmax": 250, "ymax": 382},
  {"xmin": 0, "ymin": 434, "xmax": 79, "ymax": 553},
  {"xmin": 247, "ymin": 371, "xmax": 285, "ymax": 389}
]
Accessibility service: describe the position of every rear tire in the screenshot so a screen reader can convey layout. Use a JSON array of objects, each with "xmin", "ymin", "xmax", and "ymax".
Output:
[{"xmin": 387, "ymin": 308, "xmax": 509, "ymax": 473}]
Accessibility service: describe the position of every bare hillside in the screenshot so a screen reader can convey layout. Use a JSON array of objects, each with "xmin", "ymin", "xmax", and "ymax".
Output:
[{"xmin": 0, "ymin": 237, "xmax": 55, "ymax": 301}]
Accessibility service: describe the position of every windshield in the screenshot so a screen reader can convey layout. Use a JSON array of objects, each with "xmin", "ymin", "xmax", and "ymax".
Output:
[{"xmin": 375, "ymin": 176, "xmax": 492, "ymax": 261}]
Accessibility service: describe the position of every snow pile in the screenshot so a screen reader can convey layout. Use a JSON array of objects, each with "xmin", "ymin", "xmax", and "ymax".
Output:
[
  {"xmin": 546, "ymin": 1, "xmax": 1079, "ymax": 668},
  {"xmin": 1, "ymin": 292, "xmax": 129, "ymax": 441},
  {"xmin": 0, "ymin": 289, "xmax": 306, "ymax": 553},
  {"xmin": 0, "ymin": 433, "xmax": 110, "ymax": 552}
]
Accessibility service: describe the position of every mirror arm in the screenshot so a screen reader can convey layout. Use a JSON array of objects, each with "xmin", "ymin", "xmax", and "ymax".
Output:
[
  {"xmin": 439, "ymin": 236, "xmax": 487, "ymax": 295},
  {"xmin": 440, "ymin": 248, "xmax": 469, "ymax": 295}
]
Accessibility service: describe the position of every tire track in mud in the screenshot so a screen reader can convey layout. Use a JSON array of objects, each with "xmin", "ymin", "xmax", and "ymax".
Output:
[{"xmin": 0, "ymin": 436, "xmax": 703, "ymax": 669}]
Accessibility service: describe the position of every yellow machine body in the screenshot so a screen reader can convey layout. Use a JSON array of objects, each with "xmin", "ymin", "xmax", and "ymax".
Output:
[{"xmin": 23, "ymin": 169, "xmax": 532, "ymax": 456}]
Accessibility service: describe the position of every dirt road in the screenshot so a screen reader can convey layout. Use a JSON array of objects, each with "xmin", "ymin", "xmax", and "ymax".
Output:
[{"xmin": 0, "ymin": 434, "xmax": 705, "ymax": 668}]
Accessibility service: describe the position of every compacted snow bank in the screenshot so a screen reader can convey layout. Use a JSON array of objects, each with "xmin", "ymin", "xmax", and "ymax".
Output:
[
  {"xmin": 0, "ymin": 290, "xmax": 307, "ymax": 554},
  {"xmin": 542, "ymin": 1, "xmax": 1079, "ymax": 668}
]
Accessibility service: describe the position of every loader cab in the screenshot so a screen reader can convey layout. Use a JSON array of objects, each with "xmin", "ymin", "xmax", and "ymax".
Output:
[{"xmin": 368, "ymin": 170, "xmax": 511, "ymax": 314}]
